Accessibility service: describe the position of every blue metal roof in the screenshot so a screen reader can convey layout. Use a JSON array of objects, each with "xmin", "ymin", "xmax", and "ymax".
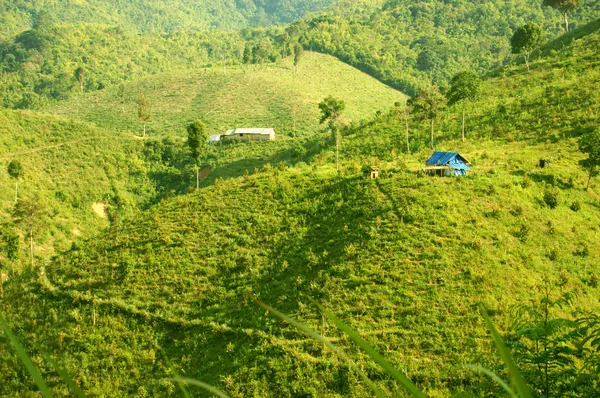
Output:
[{"xmin": 426, "ymin": 152, "xmax": 471, "ymax": 170}]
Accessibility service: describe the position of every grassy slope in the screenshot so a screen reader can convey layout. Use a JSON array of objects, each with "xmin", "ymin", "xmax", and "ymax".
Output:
[
  {"xmin": 1, "ymin": 20, "xmax": 600, "ymax": 398},
  {"xmin": 0, "ymin": 109, "xmax": 151, "ymax": 254},
  {"xmin": 47, "ymin": 52, "xmax": 405, "ymax": 137}
]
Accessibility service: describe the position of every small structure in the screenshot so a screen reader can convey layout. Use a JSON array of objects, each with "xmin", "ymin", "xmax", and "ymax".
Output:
[
  {"xmin": 221, "ymin": 128, "xmax": 276, "ymax": 142},
  {"xmin": 425, "ymin": 151, "xmax": 471, "ymax": 176},
  {"xmin": 539, "ymin": 159, "xmax": 550, "ymax": 168},
  {"xmin": 208, "ymin": 134, "xmax": 221, "ymax": 144},
  {"xmin": 362, "ymin": 165, "xmax": 380, "ymax": 179}
]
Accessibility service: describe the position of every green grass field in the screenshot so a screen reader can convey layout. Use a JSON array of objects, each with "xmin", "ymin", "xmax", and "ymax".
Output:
[{"xmin": 47, "ymin": 52, "xmax": 405, "ymax": 137}]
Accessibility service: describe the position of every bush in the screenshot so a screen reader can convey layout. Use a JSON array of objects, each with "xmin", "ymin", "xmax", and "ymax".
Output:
[
  {"xmin": 543, "ymin": 189, "xmax": 559, "ymax": 209},
  {"xmin": 570, "ymin": 201, "xmax": 581, "ymax": 212}
]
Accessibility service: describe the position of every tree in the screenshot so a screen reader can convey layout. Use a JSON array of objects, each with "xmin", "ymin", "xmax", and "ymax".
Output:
[
  {"xmin": 578, "ymin": 128, "xmax": 600, "ymax": 190},
  {"xmin": 511, "ymin": 23, "xmax": 544, "ymax": 71},
  {"xmin": 407, "ymin": 85, "xmax": 446, "ymax": 149},
  {"xmin": 74, "ymin": 66, "xmax": 85, "ymax": 94},
  {"xmin": 12, "ymin": 195, "xmax": 48, "ymax": 267},
  {"xmin": 7, "ymin": 160, "xmax": 23, "ymax": 203},
  {"xmin": 0, "ymin": 226, "xmax": 20, "ymax": 296},
  {"xmin": 543, "ymin": 0, "xmax": 580, "ymax": 32},
  {"xmin": 187, "ymin": 120, "xmax": 208, "ymax": 189},
  {"xmin": 446, "ymin": 71, "xmax": 481, "ymax": 142},
  {"xmin": 136, "ymin": 95, "xmax": 151, "ymax": 136},
  {"xmin": 293, "ymin": 42, "xmax": 303, "ymax": 73},
  {"xmin": 318, "ymin": 96, "xmax": 346, "ymax": 172},
  {"xmin": 394, "ymin": 101, "xmax": 411, "ymax": 154}
]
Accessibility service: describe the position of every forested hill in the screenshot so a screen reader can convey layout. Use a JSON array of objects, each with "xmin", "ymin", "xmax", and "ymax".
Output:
[
  {"xmin": 0, "ymin": 0, "xmax": 336, "ymax": 38},
  {"xmin": 297, "ymin": 0, "xmax": 600, "ymax": 94}
]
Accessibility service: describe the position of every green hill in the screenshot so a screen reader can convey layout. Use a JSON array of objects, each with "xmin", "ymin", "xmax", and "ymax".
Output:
[
  {"xmin": 0, "ymin": 109, "xmax": 152, "ymax": 256},
  {"xmin": 0, "ymin": 0, "xmax": 336, "ymax": 39},
  {"xmin": 296, "ymin": 0, "xmax": 600, "ymax": 94},
  {"xmin": 47, "ymin": 52, "xmax": 405, "ymax": 136},
  {"xmin": 1, "ymin": 21, "xmax": 600, "ymax": 397}
]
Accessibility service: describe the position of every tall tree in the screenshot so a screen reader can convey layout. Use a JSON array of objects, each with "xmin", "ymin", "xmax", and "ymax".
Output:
[
  {"xmin": 578, "ymin": 128, "xmax": 600, "ymax": 190},
  {"xmin": 407, "ymin": 85, "xmax": 446, "ymax": 149},
  {"xmin": 74, "ymin": 66, "xmax": 85, "ymax": 94},
  {"xmin": 187, "ymin": 120, "xmax": 208, "ymax": 189},
  {"xmin": 293, "ymin": 42, "xmax": 304, "ymax": 73},
  {"xmin": 543, "ymin": 0, "xmax": 581, "ymax": 32},
  {"xmin": 511, "ymin": 23, "xmax": 544, "ymax": 71},
  {"xmin": 318, "ymin": 96, "xmax": 346, "ymax": 172},
  {"xmin": 136, "ymin": 95, "xmax": 152, "ymax": 137},
  {"xmin": 12, "ymin": 195, "xmax": 48, "ymax": 267},
  {"xmin": 0, "ymin": 227, "xmax": 20, "ymax": 296},
  {"xmin": 7, "ymin": 160, "xmax": 23, "ymax": 203},
  {"xmin": 446, "ymin": 71, "xmax": 481, "ymax": 142}
]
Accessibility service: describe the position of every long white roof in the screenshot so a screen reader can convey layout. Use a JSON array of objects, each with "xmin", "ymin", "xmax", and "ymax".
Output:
[{"xmin": 225, "ymin": 128, "xmax": 275, "ymax": 136}]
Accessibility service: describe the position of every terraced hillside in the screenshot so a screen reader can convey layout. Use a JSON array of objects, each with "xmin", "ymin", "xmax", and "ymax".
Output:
[
  {"xmin": 48, "ymin": 52, "xmax": 405, "ymax": 137},
  {"xmin": 1, "ymin": 21, "xmax": 600, "ymax": 398}
]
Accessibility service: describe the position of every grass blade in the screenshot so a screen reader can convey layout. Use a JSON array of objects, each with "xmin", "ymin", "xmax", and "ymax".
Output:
[
  {"xmin": 41, "ymin": 352, "xmax": 86, "ymax": 398},
  {"xmin": 0, "ymin": 316, "xmax": 53, "ymax": 398},
  {"xmin": 160, "ymin": 351, "xmax": 191, "ymax": 398},
  {"xmin": 252, "ymin": 297, "xmax": 388, "ymax": 398},
  {"xmin": 465, "ymin": 365, "xmax": 517, "ymax": 398},
  {"xmin": 479, "ymin": 304, "xmax": 532, "ymax": 398},
  {"xmin": 168, "ymin": 378, "xmax": 229, "ymax": 398},
  {"xmin": 310, "ymin": 299, "xmax": 427, "ymax": 398}
]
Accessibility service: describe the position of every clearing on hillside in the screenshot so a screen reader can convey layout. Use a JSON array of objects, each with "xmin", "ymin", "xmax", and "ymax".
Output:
[{"xmin": 47, "ymin": 52, "xmax": 405, "ymax": 137}]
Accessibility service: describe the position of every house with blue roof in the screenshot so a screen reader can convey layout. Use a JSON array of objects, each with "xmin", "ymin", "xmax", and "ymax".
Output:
[{"xmin": 425, "ymin": 152, "xmax": 471, "ymax": 176}]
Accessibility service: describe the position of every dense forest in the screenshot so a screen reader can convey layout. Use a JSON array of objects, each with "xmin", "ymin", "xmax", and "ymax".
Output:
[
  {"xmin": 0, "ymin": 0, "xmax": 338, "ymax": 38},
  {"xmin": 1, "ymin": 0, "xmax": 600, "ymax": 397}
]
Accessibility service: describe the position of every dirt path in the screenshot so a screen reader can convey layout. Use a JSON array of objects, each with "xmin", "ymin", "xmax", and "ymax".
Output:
[
  {"xmin": 1, "ymin": 134, "xmax": 141, "ymax": 160},
  {"xmin": 0, "ymin": 137, "xmax": 97, "ymax": 160}
]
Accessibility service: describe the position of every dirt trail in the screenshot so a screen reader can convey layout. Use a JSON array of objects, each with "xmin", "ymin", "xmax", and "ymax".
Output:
[{"xmin": 0, "ymin": 137, "xmax": 97, "ymax": 160}]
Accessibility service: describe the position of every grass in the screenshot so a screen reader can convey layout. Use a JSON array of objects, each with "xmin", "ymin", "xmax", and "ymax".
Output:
[
  {"xmin": 0, "ymin": 109, "xmax": 152, "ymax": 255},
  {"xmin": 46, "ymin": 52, "xmax": 405, "ymax": 138}
]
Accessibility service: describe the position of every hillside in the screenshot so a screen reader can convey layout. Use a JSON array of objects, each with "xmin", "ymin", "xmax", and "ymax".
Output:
[
  {"xmin": 0, "ymin": 109, "xmax": 152, "ymax": 256},
  {"xmin": 0, "ymin": 0, "xmax": 337, "ymax": 39},
  {"xmin": 1, "ymin": 21, "xmax": 600, "ymax": 397},
  {"xmin": 47, "ymin": 52, "xmax": 405, "ymax": 136},
  {"xmin": 297, "ymin": 0, "xmax": 600, "ymax": 94}
]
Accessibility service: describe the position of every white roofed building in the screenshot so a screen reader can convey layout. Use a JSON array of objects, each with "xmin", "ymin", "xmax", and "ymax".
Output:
[{"xmin": 222, "ymin": 128, "xmax": 276, "ymax": 141}]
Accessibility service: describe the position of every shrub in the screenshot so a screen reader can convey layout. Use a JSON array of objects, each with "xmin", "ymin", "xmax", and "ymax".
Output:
[
  {"xmin": 570, "ymin": 201, "xmax": 581, "ymax": 212},
  {"xmin": 543, "ymin": 189, "xmax": 559, "ymax": 209}
]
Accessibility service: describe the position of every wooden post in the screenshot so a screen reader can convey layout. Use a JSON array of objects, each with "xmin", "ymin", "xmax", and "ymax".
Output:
[
  {"xmin": 462, "ymin": 101, "xmax": 466, "ymax": 142},
  {"xmin": 405, "ymin": 116, "xmax": 410, "ymax": 154},
  {"xmin": 336, "ymin": 133, "xmax": 340, "ymax": 172},
  {"xmin": 29, "ymin": 229, "xmax": 34, "ymax": 267}
]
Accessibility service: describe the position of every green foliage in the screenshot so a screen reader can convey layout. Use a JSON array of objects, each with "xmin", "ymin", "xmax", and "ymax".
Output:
[
  {"xmin": 318, "ymin": 95, "xmax": 346, "ymax": 132},
  {"xmin": 0, "ymin": 0, "xmax": 337, "ymax": 39},
  {"xmin": 543, "ymin": 189, "xmax": 559, "ymax": 209},
  {"xmin": 446, "ymin": 71, "xmax": 481, "ymax": 107},
  {"xmin": 7, "ymin": 160, "xmax": 23, "ymax": 180},
  {"xmin": 578, "ymin": 128, "xmax": 600, "ymax": 189},
  {"xmin": 186, "ymin": 120, "xmax": 207, "ymax": 163},
  {"xmin": 543, "ymin": 0, "xmax": 582, "ymax": 31},
  {"xmin": 298, "ymin": 1, "xmax": 600, "ymax": 94},
  {"xmin": 511, "ymin": 23, "xmax": 544, "ymax": 70}
]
